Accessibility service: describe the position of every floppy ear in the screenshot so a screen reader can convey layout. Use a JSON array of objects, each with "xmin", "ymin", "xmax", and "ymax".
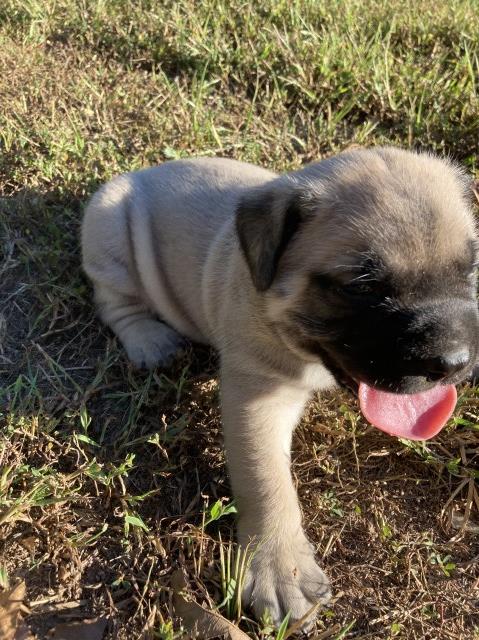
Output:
[{"xmin": 236, "ymin": 186, "xmax": 303, "ymax": 291}]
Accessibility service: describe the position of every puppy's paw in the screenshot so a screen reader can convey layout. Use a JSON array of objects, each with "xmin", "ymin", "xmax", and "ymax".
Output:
[
  {"xmin": 119, "ymin": 319, "xmax": 185, "ymax": 369},
  {"xmin": 242, "ymin": 536, "xmax": 330, "ymax": 630}
]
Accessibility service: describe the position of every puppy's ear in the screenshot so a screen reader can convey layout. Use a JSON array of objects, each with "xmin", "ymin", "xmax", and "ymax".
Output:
[{"xmin": 236, "ymin": 186, "xmax": 303, "ymax": 291}]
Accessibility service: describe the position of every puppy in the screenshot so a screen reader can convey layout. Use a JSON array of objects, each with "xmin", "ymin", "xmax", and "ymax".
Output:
[{"xmin": 82, "ymin": 148, "xmax": 478, "ymax": 627}]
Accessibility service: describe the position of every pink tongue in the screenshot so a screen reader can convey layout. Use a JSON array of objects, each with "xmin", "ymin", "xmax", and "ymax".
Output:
[{"xmin": 358, "ymin": 382, "xmax": 457, "ymax": 440}]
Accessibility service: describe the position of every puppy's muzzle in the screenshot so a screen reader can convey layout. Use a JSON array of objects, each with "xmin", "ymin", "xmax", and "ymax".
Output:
[{"xmin": 400, "ymin": 297, "xmax": 477, "ymax": 377}]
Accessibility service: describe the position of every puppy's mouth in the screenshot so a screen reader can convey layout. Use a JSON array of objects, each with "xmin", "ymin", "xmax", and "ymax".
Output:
[
  {"xmin": 325, "ymin": 356, "xmax": 458, "ymax": 441},
  {"xmin": 357, "ymin": 381, "xmax": 457, "ymax": 441},
  {"xmin": 287, "ymin": 330, "xmax": 458, "ymax": 441}
]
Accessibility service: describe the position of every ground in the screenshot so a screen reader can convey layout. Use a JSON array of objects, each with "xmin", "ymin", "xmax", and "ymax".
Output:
[{"xmin": 0, "ymin": 1, "xmax": 478, "ymax": 639}]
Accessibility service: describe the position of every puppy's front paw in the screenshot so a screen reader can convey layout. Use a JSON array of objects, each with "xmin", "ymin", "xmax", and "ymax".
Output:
[
  {"xmin": 119, "ymin": 319, "xmax": 185, "ymax": 369},
  {"xmin": 242, "ymin": 536, "xmax": 331, "ymax": 629}
]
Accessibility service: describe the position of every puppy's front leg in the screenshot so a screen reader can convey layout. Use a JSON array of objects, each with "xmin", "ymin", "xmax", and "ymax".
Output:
[{"xmin": 221, "ymin": 364, "xmax": 331, "ymax": 627}]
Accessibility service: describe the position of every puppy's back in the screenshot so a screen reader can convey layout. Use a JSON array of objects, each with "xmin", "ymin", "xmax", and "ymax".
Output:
[{"xmin": 82, "ymin": 158, "xmax": 276, "ymax": 342}]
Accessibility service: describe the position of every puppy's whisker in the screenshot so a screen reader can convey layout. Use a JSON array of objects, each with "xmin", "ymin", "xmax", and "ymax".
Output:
[{"xmin": 348, "ymin": 274, "xmax": 375, "ymax": 283}]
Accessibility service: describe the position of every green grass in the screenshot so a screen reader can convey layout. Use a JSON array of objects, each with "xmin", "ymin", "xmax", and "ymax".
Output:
[{"xmin": 0, "ymin": 1, "xmax": 478, "ymax": 639}]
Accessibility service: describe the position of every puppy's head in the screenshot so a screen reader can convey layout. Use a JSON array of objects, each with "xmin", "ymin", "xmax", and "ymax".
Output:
[{"xmin": 237, "ymin": 147, "xmax": 479, "ymax": 439}]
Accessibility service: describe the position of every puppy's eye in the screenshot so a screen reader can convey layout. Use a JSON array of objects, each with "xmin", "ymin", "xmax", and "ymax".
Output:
[
  {"xmin": 339, "ymin": 280, "xmax": 375, "ymax": 297},
  {"xmin": 312, "ymin": 274, "xmax": 380, "ymax": 299}
]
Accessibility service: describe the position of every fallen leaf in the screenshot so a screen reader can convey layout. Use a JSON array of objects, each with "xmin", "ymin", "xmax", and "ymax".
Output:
[
  {"xmin": 0, "ymin": 581, "xmax": 27, "ymax": 640},
  {"xmin": 47, "ymin": 617, "xmax": 108, "ymax": 640},
  {"xmin": 171, "ymin": 570, "xmax": 250, "ymax": 640}
]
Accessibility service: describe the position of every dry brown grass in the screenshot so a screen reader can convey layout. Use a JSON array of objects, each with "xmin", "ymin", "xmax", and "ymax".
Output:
[{"xmin": 0, "ymin": 1, "xmax": 478, "ymax": 638}]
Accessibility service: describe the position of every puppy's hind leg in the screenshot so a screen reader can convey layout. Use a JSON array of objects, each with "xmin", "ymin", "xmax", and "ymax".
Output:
[
  {"xmin": 95, "ymin": 284, "xmax": 185, "ymax": 370},
  {"xmin": 82, "ymin": 176, "xmax": 185, "ymax": 369}
]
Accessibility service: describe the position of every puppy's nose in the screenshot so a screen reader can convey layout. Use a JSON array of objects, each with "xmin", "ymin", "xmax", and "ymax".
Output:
[{"xmin": 424, "ymin": 349, "xmax": 471, "ymax": 381}]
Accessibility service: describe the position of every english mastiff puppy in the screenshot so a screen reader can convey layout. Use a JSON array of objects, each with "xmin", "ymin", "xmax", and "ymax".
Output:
[{"xmin": 82, "ymin": 147, "xmax": 478, "ymax": 627}]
